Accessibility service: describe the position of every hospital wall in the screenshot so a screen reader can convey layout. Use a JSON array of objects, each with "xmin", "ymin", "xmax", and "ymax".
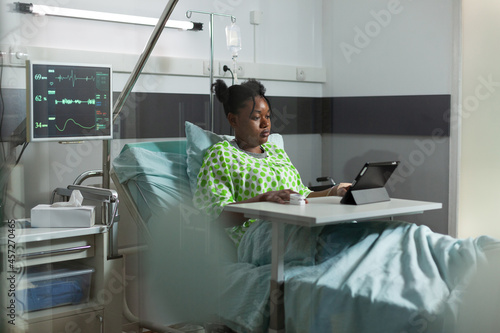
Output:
[
  {"xmin": 0, "ymin": 0, "xmax": 458, "ymax": 235},
  {"xmin": 459, "ymin": 0, "xmax": 500, "ymax": 239},
  {"xmin": 320, "ymin": 0, "xmax": 455, "ymax": 234}
]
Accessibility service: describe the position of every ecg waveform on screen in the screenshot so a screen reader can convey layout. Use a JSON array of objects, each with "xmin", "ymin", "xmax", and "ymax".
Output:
[
  {"xmin": 55, "ymin": 118, "xmax": 96, "ymax": 132},
  {"xmin": 54, "ymin": 98, "xmax": 96, "ymax": 105},
  {"xmin": 54, "ymin": 70, "xmax": 96, "ymax": 87}
]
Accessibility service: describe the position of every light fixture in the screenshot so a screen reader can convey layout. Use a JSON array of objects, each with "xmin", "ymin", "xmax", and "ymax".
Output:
[{"xmin": 14, "ymin": 2, "xmax": 203, "ymax": 31}]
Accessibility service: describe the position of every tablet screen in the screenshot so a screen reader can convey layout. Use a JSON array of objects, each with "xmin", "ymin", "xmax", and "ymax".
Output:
[
  {"xmin": 350, "ymin": 161, "xmax": 399, "ymax": 191},
  {"xmin": 341, "ymin": 161, "xmax": 399, "ymax": 205}
]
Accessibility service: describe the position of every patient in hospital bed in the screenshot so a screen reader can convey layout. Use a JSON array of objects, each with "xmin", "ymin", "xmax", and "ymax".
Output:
[{"xmin": 190, "ymin": 79, "xmax": 500, "ymax": 332}]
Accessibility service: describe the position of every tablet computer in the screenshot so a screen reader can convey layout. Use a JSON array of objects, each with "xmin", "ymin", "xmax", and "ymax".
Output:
[{"xmin": 340, "ymin": 161, "xmax": 400, "ymax": 205}]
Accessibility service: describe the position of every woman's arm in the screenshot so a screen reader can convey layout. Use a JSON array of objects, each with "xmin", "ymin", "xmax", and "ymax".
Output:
[
  {"xmin": 220, "ymin": 184, "xmax": 353, "ymax": 227},
  {"xmin": 218, "ymin": 189, "xmax": 300, "ymax": 227},
  {"xmin": 307, "ymin": 183, "xmax": 351, "ymax": 198}
]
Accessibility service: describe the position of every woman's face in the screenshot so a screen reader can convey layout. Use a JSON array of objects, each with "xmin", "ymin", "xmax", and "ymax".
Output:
[{"xmin": 229, "ymin": 96, "xmax": 271, "ymax": 153}]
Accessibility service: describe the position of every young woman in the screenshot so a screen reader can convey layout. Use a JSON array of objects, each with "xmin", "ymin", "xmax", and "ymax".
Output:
[{"xmin": 193, "ymin": 79, "xmax": 350, "ymax": 244}]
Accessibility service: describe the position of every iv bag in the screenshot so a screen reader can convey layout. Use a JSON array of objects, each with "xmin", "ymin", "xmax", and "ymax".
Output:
[{"xmin": 225, "ymin": 23, "xmax": 242, "ymax": 56}]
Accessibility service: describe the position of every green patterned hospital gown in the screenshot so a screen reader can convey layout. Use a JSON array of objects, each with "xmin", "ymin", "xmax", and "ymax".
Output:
[{"xmin": 193, "ymin": 140, "xmax": 311, "ymax": 244}]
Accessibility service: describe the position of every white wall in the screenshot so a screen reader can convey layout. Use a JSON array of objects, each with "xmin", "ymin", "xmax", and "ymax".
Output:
[
  {"xmin": 459, "ymin": 0, "xmax": 500, "ymax": 239},
  {"xmin": 322, "ymin": 0, "xmax": 454, "ymax": 97},
  {"xmin": 321, "ymin": 0, "xmax": 456, "ymax": 234}
]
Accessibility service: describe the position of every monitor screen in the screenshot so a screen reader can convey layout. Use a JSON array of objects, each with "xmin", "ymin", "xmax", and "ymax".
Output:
[{"xmin": 26, "ymin": 61, "xmax": 113, "ymax": 142}]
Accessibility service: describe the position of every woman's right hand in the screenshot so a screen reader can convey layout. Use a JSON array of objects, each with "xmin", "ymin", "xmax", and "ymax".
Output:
[{"xmin": 221, "ymin": 189, "xmax": 300, "ymax": 227}]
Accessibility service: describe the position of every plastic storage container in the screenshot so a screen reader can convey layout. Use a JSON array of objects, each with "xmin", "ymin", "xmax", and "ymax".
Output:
[{"xmin": 17, "ymin": 262, "xmax": 94, "ymax": 313}]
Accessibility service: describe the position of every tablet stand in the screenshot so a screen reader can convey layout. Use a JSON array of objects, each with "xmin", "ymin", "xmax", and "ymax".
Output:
[{"xmin": 341, "ymin": 187, "xmax": 390, "ymax": 205}]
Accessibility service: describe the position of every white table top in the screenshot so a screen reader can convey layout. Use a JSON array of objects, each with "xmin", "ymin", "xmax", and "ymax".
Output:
[
  {"xmin": 225, "ymin": 196, "xmax": 442, "ymax": 226},
  {"xmin": 1, "ymin": 224, "xmax": 107, "ymax": 243}
]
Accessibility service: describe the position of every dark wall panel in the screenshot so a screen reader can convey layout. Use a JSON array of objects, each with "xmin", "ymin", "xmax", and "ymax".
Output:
[
  {"xmin": 326, "ymin": 95, "xmax": 451, "ymax": 137},
  {"xmin": 2, "ymin": 89, "xmax": 451, "ymax": 140},
  {"xmin": 116, "ymin": 93, "xmax": 450, "ymax": 138}
]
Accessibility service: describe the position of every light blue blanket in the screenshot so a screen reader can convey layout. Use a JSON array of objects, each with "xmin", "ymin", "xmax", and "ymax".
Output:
[{"xmin": 219, "ymin": 220, "xmax": 500, "ymax": 333}]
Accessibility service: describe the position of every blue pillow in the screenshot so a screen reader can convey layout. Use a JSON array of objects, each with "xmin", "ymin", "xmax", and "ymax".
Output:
[
  {"xmin": 185, "ymin": 121, "xmax": 284, "ymax": 194},
  {"xmin": 112, "ymin": 146, "xmax": 192, "ymax": 226}
]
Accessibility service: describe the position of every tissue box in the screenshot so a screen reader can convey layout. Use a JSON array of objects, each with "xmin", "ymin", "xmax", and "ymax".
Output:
[{"xmin": 31, "ymin": 205, "xmax": 96, "ymax": 228}]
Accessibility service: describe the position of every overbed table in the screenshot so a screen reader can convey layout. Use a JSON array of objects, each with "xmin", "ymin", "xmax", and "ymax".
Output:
[{"xmin": 225, "ymin": 196, "xmax": 442, "ymax": 333}]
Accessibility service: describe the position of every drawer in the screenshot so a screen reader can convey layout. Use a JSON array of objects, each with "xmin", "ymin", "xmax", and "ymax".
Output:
[
  {"xmin": 16, "ymin": 235, "xmax": 95, "ymax": 267},
  {"xmin": 11, "ymin": 308, "xmax": 104, "ymax": 333},
  {"xmin": 17, "ymin": 262, "xmax": 95, "ymax": 314}
]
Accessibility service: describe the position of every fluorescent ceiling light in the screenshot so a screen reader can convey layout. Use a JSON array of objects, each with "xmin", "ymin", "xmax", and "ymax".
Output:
[{"xmin": 14, "ymin": 2, "xmax": 202, "ymax": 31}]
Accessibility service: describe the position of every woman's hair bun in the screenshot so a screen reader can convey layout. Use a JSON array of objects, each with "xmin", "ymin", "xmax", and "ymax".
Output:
[
  {"xmin": 212, "ymin": 79, "xmax": 229, "ymax": 104},
  {"xmin": 242, "ymin": 79, "xmax": 266, "ymax": 97},
  {"xmin": 212, "ymin": 78, "xmax": 269, "ymax": 117}
]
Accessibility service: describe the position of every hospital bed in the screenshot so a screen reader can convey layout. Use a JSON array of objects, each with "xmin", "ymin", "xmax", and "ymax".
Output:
[{"xmin": 111, "ymin": 121, "xmax": 500, "ymax": 333}]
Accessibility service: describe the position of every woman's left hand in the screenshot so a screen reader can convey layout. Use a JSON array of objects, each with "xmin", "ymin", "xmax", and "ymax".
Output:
[
  {"xmin": 307, "ymin": 183, "xmax": 352, "ymax": 198},
  {"xmin": 333, "ymin": 183, "xmax": 351, "ymax": 196}
]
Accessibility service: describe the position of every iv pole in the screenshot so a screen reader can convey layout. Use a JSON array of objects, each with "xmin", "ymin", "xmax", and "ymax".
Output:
[{"xmin": 186, "ymin": 10, "xmax": 236, "ymax": 132}]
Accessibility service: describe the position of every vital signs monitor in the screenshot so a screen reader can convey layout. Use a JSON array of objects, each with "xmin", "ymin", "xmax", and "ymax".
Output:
[{"xmin": 26, "ymin": 60, "xmax": 113, "ymax": 142}]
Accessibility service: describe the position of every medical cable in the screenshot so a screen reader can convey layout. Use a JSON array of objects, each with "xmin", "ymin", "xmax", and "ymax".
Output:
[
  {"xmin": 14, "ymin": 142, "xmax": 29, "ymax": 166},
  {"xmin": 253, "ymin": 24, "xmax": 257, "ymax": 63},
  {"xmin": 326, "ymin": 186, "xmax": 336, "ymax": 196},
  {"xmin": 223, "ymin": 65, "xmax": 234, "ymax": 85},
  {"xmin": 317, "ymin": 176, "xmax": 337, "ymax": 187}
]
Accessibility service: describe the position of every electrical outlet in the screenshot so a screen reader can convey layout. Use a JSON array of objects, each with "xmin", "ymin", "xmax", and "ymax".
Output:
[
  {"xmin": 250, "ymin": 11, "xmax": 263, "ymax": 25},
  {"xmin": 296, "ymin": 67, "xmax": 306, "ymax": 81},
  {"xmin": 203, "ymin": 60, "xmax": 221, "ymax": 76},
  {"xmin": 219, "ymin": 62, "xmax": 244, "ymax": 77},
  {"xmin": 203, "ymin": 60, "xmax": 211, "ymax": 76}
]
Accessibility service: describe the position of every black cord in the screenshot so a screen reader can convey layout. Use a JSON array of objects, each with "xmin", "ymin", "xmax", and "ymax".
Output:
[
  {"xmin": 223, "ymin": 65, "xmax": 234, "ymax": 85},
  {"xmin": 15, "ymin": 142, "xmax": 29, "ymax": 166}
]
